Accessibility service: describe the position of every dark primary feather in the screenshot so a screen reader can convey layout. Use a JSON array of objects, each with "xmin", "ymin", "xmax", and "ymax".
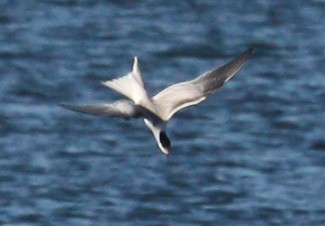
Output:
[
  {"xmin": 194, "ymin": 47, "xmax": 253, "ymax": 95},
  {"xmin": 153, "ymin": 47, "xmax": 253, "ymax": 120},
  {"xmin": 59, "ymin": 100, "xmax": 142, "ymax": 119}
]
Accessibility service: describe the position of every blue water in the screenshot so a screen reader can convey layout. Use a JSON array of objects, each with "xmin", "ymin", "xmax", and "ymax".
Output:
[{"xmin": 1, "ymin": 0, "xmax": 325, "ymax": 225}]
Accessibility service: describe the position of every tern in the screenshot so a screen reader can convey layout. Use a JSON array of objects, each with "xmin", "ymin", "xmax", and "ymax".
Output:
[{"xmin": 60, "ymin": 48, "xmax": 253, "ymax": 155}]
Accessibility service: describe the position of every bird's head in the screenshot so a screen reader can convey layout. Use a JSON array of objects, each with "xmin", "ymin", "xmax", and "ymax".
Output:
[
  {"xmin": 158, "ymin": 131, "xmax": 171, "ymax": 155},
  {"xmin": 144, "ymin": 119, "xmax": 171, "ymax": 155}
]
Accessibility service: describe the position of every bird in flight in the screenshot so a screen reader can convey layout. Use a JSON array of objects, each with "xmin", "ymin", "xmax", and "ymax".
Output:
[{"xmin": 60, "ymin": 48, "xmax": 253, "ymax": 155}]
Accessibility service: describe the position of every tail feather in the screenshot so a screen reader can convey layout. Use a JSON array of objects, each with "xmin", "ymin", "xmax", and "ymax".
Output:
[{"xmin": 102, "ymin": 57, "xmax": 148, "ymax": 104}]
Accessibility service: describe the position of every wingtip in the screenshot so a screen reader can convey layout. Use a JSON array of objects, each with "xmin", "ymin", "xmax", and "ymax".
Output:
[
  {"xmin": 58, "ymin": 103, "xmax": 73, "ymax": 110},
  {"xmin": 246, "ymin": 47, "xmax": 254, "ymax": 56},
  {"xmin": 234, "ymin": 47, "xmax": 254, "ymax": 63},
  {"xmin": 58, "ymin": 103, "xmax": 67, "ymax": 108}
]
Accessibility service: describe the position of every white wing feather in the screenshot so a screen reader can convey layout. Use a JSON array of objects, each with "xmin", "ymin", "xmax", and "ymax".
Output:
[
  {"xmin": 59, "ymin": 100, "xmax": 142, "ymax": 118},
  {"xmin": 153, "ymin": 48, "xmax": 253, "ymax": 120}
]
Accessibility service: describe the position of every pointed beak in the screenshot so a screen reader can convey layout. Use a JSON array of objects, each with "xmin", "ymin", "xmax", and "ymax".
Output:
[
  {"xmin": 156, "ymin": 136, "xmax": 169, "ymax": 155},
  {"xmin": 161, "ymin": 148, "xmax": 169, "ymax": 156}
]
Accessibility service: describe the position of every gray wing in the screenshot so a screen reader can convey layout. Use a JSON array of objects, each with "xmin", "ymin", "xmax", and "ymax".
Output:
[
  {"xmin": 59, "ymin": 100, "xmax": 142, "ymax": 119},
  {"xmin": 153, "ymin": 48, "xmax": 253, "ymax": 121}
]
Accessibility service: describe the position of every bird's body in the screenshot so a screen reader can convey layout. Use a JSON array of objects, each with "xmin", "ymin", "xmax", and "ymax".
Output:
[{"xmin": 60, "ymin": 48, "xmax": 253, "ymax": 155}]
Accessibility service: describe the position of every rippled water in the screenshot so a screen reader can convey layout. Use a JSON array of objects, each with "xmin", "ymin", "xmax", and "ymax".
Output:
[{"xmin": 1, "ymin": 0, "xmax": 324, "ymax": 225}]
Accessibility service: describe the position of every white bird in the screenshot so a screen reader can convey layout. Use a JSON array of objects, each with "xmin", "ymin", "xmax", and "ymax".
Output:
[{"xmin": 60, "ymin": 48, "xmax": 253, "ymax": 155}]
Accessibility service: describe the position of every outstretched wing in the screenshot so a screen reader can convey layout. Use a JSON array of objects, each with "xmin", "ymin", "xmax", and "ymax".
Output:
[
  {"xmin": 59, "ymin": 100, "xmax": 142, "ymax": 119},
  {"xmin": 153, "ymin": 48, "xmax": 253, "ymax": 121}
]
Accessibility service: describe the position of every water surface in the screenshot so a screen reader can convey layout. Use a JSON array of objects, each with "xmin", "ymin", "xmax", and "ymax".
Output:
[{"xmin": 0, "ymin": 0, "xmax": 324, "ymax": 225}]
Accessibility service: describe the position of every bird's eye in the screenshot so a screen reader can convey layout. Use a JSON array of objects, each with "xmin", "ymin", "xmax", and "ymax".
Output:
[{"xmin": 160, "ymin": 131, "xmax": 171, "ymax": 150}]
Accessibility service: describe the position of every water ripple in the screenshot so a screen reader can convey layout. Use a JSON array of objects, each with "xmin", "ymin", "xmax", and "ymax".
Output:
[{"xmin": 1, "ymin": 0, "xmax": 325, "ymax": 225}]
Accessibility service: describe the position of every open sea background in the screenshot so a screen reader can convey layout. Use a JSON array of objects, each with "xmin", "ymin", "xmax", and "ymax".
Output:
[{"xmin": 0, "ymin": 0, "xmax": 324, "ymax": 225}]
